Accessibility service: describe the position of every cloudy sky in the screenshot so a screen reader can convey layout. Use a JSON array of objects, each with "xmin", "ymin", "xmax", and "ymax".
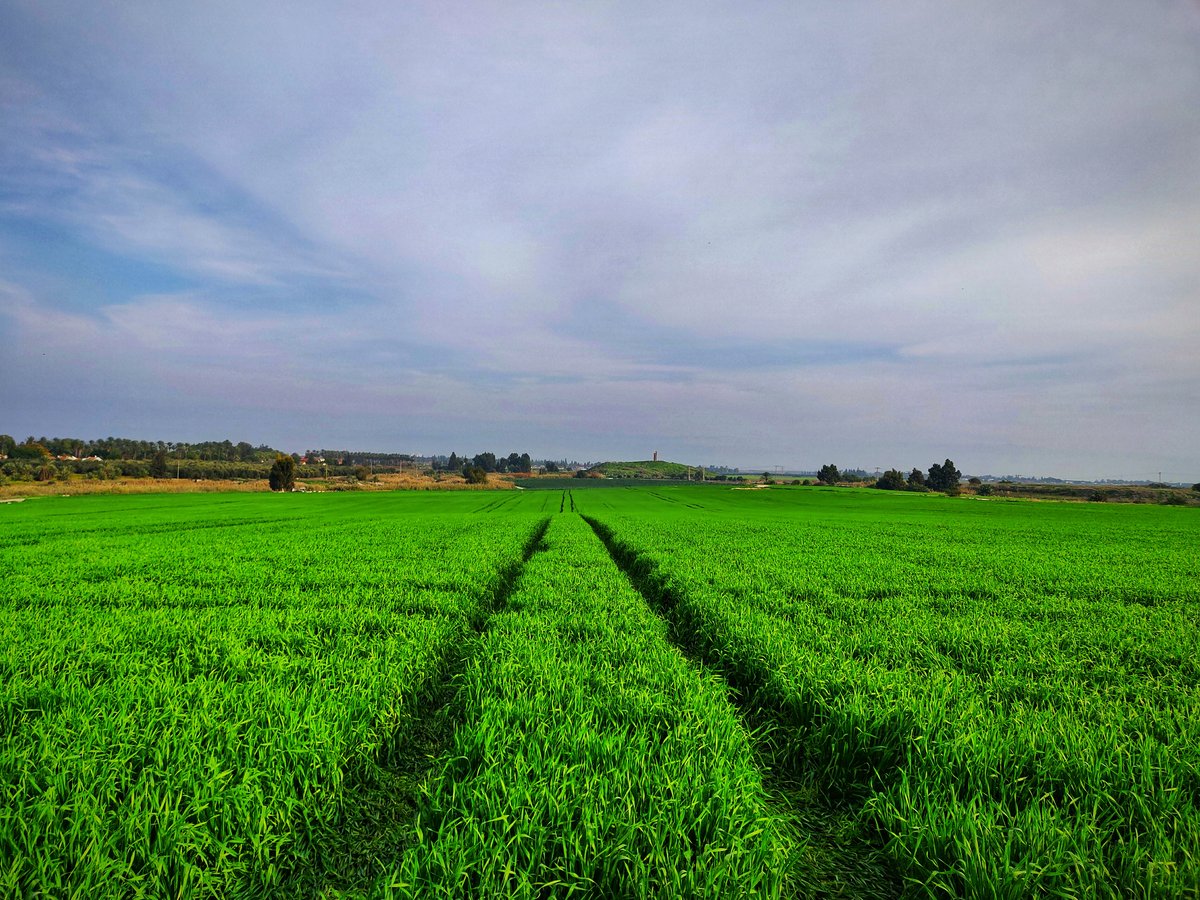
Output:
[{"xmin": 2, "ymin": 2, "xmax": 1197, "ymax": 478}]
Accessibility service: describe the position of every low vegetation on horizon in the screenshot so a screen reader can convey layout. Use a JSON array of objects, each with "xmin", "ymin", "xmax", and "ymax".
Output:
[
  {"xmin": 3, "ymin": 435, "xmax": 1196, "ymax": 507},
  {"xmin": 585, "ymin": 459, "xmax": 710, "ymax": 479}
]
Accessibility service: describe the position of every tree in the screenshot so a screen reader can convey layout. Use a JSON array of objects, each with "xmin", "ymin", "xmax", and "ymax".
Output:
[
  {"xmin": 544, "ymin": 461, "xmax": 560, "ymax": 473},
  {"xmin": 150, "ymin": 449, "xmax": 168, "ymax": 478},
  {"xmin": 760, "ymin": 471, "xmax": 771, "ymax": 484},
  {"xmin": 927, "ymin": 458, "xmax": 962, "ymax": 493},
  {"xmin": 12, "ymin": 441, "xmax": 50, "ymax": 460},
  {"xmin": 1193, "ymin": 483, "xmax": 1200, "ymax": 492},
  {"xmin": 447, "ymin": 452, "xmax": 460, "ymax": 472},
  {"xmin": 817, "ymin": 464, "xmax": 840, "ymax": 485},
  {"xmin": 269, "ymin": 454, "xmax": 296, "ymax": 491},
  {"xmin": 907, "ymin": 468, "xmax": 926, "ymax": 488},
  {"xmin": 0, "ymin": 435, "xmax": 15, "ymax": 457},
  {"xmin": 875, "ymin": 469, "xmax": 907, "ymax": 490},
  {"xmin": 462, "ymin": 465, "xmax": 488, "ymax": 484}
]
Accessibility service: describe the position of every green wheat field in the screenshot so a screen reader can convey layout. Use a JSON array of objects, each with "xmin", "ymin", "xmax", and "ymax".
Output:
[{"xmin": 2, "ymin": 487, "xmax": 1197, "ymax": 898}]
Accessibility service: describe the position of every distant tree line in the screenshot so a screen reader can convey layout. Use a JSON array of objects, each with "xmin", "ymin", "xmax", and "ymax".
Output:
[
  {"xmin": 872, "ymin": 459, "xmax": 963, "ymax": 493},
  {"xmin": 809, "ymin": 459, "xmax": 964, "ymax": 493},
  {"xmin": 442, "ymin": 451, "xmax": 533, "ymax": 475},
  {"xmin": 812, "ymin": 465, "xmax": 873, "ymax": 483},
  {"xmin": 0, "ymin": 435, "xmax": 382, "ymax": 486},
  {"xmin": 0, "ymin": 457, "xmax": 302, "ymax": 485},
  {"xmin": 813, "ymin": 465, "xmax": 872, "ymax": 484},
  {"xmin": 306, "ymin": 449, "xmax": 415, "ymax": 467},
  {"xmin": 0, "ymin": 434, "xmax": 281, "ymax": 463},
  {"xmin": 0, "ymin": 433, "xmax": 569, "ymax": 489}
]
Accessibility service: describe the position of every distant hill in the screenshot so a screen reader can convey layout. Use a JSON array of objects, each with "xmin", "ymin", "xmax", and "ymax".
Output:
[{"xmin": 587, "ymin": 460, "xmax": 711, "ymax": 479}]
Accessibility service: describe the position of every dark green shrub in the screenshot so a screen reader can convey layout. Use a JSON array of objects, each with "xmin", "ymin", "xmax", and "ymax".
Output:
[
  {"xmin": 927, "ymin": 459, "xmax": 962, "ymax": 492},
  {"xmin": 269, "ymin": 455, "xmax": 296, "ymax": 492},
  {"xmin": 875, "ymin": 469, "xmax": 907, "ymax": 490}
]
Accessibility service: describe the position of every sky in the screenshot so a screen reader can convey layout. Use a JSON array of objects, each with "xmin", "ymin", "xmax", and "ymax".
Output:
[{"xmin": 1, "ymin": 2, "xmax": 1198, "ymax": 479}]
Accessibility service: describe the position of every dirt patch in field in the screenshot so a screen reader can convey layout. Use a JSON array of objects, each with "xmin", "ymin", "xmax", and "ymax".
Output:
[{"xmin": 0, "ymin": 477, "xmax": 269, "ymax": 500}]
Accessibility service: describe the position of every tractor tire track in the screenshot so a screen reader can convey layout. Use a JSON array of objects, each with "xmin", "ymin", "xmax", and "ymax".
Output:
[{"xmin": 292, "ymin": 517, "xmax": 551, "ymax": 897}]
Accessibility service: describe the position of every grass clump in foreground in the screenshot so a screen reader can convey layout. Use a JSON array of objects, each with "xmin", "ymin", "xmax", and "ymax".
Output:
[{"xmin": 384, "ymin": 513, "xmax": 788, "ymax": 898}]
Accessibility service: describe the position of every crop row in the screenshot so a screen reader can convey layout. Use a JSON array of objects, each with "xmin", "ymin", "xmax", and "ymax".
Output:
[
  {"xmin": 0, "ymin": 493, "xmax": 547, "ymax": 897},
  {"xmin": 383, "ymin": 513, "xmax": 788, "ymax": 898},
  {"xmin": 581, "ymin": 488, "xmax": 1200, "ymax": 897}
]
